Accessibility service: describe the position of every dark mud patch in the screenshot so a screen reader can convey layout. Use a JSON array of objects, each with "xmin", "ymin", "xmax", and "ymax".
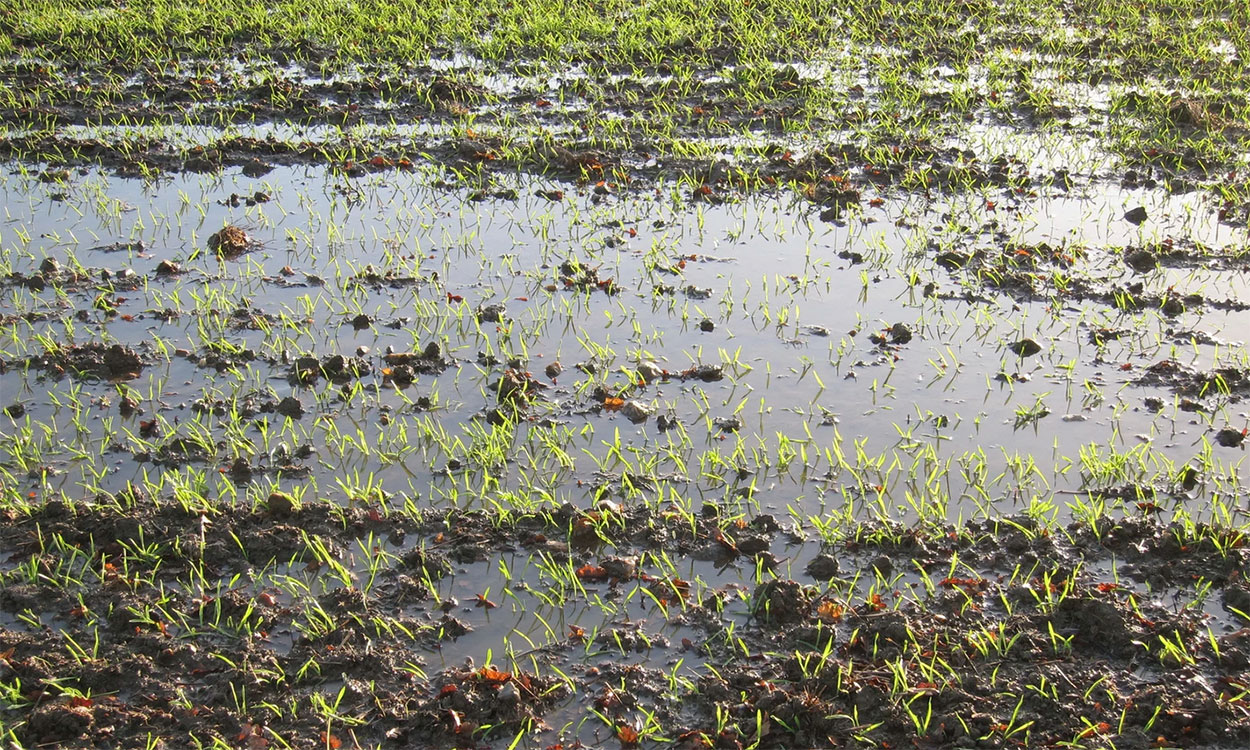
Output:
[
  {"xmin": 26, "ymin": 342, "xmax": 150, "ymax": 381},
  {"xmin": 1133, "ymin": 359, "xmax": 1250, "ymax": 405},
  {"xmin": 2, "ymin": 496, "xmax": 1248, "ymax": 749}
]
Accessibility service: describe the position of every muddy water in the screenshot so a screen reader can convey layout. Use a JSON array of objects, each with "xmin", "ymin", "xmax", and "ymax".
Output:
[
  {"xmin": 1, "ymin": 166, "xmax": 1246, "ymax": 513},
  {"xmin": 2, "ymin": 163, "xmax": 1249, "ymax": 748}
]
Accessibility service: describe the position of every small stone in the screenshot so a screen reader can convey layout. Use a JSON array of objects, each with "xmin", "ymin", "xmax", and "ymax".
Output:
[
  {"xmin": 601, "ymin": 556, "xmax": 637, "ymax": 580},
  {"xmin": 267, "ymin": 491, "xmax": 296, "ymax": 516},
  {"xmin": 544, "ymin": 361, "xmax": 563, "ymax": 380},
  {"xmin": 1124, "ymin": 206, "xmax": 1148, "ymax": 225},
  {"xmin": 1178, "ymin": 466, "xmax": 1200, "ymax": 491},
  {"xmin": 356, "ymin": 345, "xmax": 370, "ymax": 357},
  {"xmin": 636, "ymin": 360, "xmax": 664, "ymax": 384},
  {"xmin": 698, "ymin": 318, "xmax": 715, "ymax": 332},
  {"xmin": 595, "ymin": 499, "xmax": 623, "ymax": 515},
  {"xmin": 621, "ymin": 399, "xmax": 651, "ymax": 423},
  {"xmin": 154, "ymin": 259, "xmax": 182, "ymax": 276},
  {"xmin": 889, "ymin": 322, "xmax": 912, "ymax": 344},
  {"xmin": 351, "ymin": 313, "xmax": 372, "ymax": 330},
  {"xmin": 39, "ymin": 257, "xmax": 60, "ymax": 276}
]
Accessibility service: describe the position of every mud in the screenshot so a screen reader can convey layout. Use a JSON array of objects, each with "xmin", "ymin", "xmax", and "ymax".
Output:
[
  {"xmin": 2, "ymin": 7, "xmax": 1249, "ymax": 749},
  {"xmin": 2, "ymin": 498, "xmax": 1249, "ymax": 748}
]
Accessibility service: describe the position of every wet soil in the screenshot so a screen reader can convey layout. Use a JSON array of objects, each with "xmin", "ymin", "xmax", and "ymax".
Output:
[
  {"xmin": 2, "ymin": 6, "xmax": 1250, "ymax": 750},
  {"xmin": 1, "ymin": 498, "xmax": 1249, "ymax": 748}
]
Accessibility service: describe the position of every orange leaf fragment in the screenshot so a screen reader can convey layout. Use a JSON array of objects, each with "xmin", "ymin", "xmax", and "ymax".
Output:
[
  {"xmin": 816, "ymin": 600, "xmax": 844, "ymax": 622},
  {"xmin": 576, "ymin": 564, "xmax": 609, "ymax": 582},
  {"xmin": 478, "ymin": 667, "xmax": 512, "ymax": 684},
  {"xmin": 617, "ymin": 724, "xmax": 640, "ymax": 746}
]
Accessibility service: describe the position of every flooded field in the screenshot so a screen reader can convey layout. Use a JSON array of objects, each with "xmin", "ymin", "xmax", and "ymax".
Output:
[{"xmin": 1, "ymin": 2, "xmax": 1249, "ymax": 749}]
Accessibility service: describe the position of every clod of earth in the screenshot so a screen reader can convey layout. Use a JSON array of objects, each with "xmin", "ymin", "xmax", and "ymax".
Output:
[
  {"xmin": 805, "ymin": 553, "xmax": 840, "ymax": 580},
  {"xmin": 275, "ymin": 395, "xmax": 304, "ymax": 419},
  {"xmin": 1215, "ymin": 427, "xmax": 1246, "ymax": 448},
  {"xmin": 292, "ymin": 353, "xmax": 372, "ymax": 383},
  {"xmin": 680, "ymin": 364, "xmax": 724, "ymax": 382},
  {"xmin": 495, "ymin": 369, "xmax": 544, "ymax": 405},
  {"xmin": 476, "ymin": 303, "xmax": 506, "ymax": 323},
  {"xmin": 32, "ymin": 342, "xmax": 145, "ymax": 380},
  {"xmin": 207, "ymin": 225, "xmax": 252, "ymax": 258},
  {"xmin": 1008, "ymin": 338, "xmax": 1042, "ymax": 357},
  {"xmin": 750, "ymin": 579, "xmax": 812, "ymax": 624},
  {"xmin": 1125, "ymin": 247, "xmax": 1157, "ymax": 272}
]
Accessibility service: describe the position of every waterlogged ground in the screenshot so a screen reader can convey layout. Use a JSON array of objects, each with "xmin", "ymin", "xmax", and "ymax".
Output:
[{"xmin": 2, "ymin": 2, "xmax": 1250, "ymax": 749}]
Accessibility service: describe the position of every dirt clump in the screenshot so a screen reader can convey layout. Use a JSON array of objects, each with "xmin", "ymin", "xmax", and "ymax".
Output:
[
  {"xmin": 31, "ymin": 342, "xmax": 146, "ymax": 380},
  {"xmin": 208, "ymin": 225, "xmax": 252, "ymax": 257}
]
